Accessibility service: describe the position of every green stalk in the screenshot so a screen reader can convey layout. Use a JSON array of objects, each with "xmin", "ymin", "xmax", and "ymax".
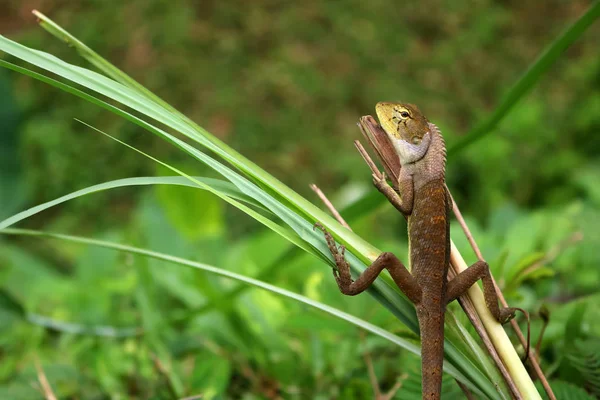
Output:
[{"xmin": 448, "ymin": 1, "xmax": 600, "ymax": 156}]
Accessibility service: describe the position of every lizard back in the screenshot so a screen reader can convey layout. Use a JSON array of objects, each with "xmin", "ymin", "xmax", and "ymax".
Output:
[{"xmin": 406, "ymin": 125, "xmax": 450, "ymax": 399}]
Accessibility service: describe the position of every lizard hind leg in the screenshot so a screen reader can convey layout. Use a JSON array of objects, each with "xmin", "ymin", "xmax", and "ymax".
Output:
[
  {"xmin": 313, "ymin": 223, "xmax": 422, "ymax": 303},
  {"xmin": 446, "ymin": 260, "xmax": 531, "ymax": 360},
  {"xmin": 446, "ymin": 261, "xmax": 516, "ymax": 322}
]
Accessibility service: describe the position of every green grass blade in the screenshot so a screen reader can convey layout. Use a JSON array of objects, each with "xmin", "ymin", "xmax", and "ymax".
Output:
[
  {"xmin": 29, "ymin": 12, "xmax": 359, "ymax": 246},
  {"xmin": 448, "ymin": 1, "xmax": 600, "ymax": 156},
  {"xmin": 0, "ymin": 35, "xmax": 378, "ymax": 262},
  {"xmin": 77, "ymin": 119, "xmax": 420, "ymax": 330},
  {"xmin": 77, "ymin": 121, "xmax": 322, "ymax": 261},
  {"xmin": 31, "ymin": 10, "xmax": 179, "ymax": 114},
  {"xmin": 0, "ymin": 60, "xmax": 418, "ymax": 332},
  {"xmin": 1, "ymin": 59, "xmax": 320, "ymax": 259},
  {"xmin": 447, "ymin": 311, "xmax": 510, "ymax": 398},
  {"xmin": 0, "ymin": 227, "xmax": 497, "ymax": 399},
  {"xmin": 0, "ymin": 176, "xmax": 267, "ymax": 230}
]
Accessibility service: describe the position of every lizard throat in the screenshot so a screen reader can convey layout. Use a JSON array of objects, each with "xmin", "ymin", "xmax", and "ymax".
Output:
[{"xmin": 391, "ymin": 132, "xmax": 432, "ymax": 164}]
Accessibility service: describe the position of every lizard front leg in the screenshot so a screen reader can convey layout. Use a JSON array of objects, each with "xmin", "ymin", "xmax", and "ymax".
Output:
[
  {"xmin": 315, "ymin": 223, "xmax": 422, "ymax": 304},
  {"xmin": 373, "ymin": 170, "xmax": 414, "ymax": 216},
  {"xmin": 445, "ymin": 261, "xmax": 517, "ymax": 324}
]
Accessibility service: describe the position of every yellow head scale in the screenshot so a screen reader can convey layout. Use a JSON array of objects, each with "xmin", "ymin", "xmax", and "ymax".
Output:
[{"xmin": 375, "ymin": 102, "xmax": 430, "ymax": 144}]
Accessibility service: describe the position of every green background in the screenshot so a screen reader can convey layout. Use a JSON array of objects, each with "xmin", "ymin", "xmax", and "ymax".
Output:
[{"xmin": 1, "ymin": 1, "xmax": 599, "ymax": 398}]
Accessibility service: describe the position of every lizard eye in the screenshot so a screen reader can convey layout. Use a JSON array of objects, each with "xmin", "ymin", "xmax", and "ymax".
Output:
[
  {"xmin": 411, "ymin": 136, "xmax": 422, "ymax": 145},
  {"xmin": 400, "ymin": 111, "xmax": 410, "ymax": 118}
]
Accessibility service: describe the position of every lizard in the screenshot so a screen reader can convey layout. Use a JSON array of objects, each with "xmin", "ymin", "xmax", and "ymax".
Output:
[{"xmin": 316, "ymin": 102, "xmax": 518, "ymax": 399}]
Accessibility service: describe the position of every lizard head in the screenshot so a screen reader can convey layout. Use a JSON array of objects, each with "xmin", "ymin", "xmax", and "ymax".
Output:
[{"xmin": 375, "ymin": 102, "xmax": 431, "ymax": 164}]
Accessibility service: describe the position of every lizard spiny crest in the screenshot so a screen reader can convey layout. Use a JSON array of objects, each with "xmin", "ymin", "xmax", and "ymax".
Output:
[{"xmin": 428, "ymin": 122, "xmax": 447, "ymax": 175}]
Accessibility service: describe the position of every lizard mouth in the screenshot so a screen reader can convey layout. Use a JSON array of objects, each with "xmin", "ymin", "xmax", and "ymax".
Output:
[{"xmin": 391, "ymin": 132, "xmax": 431, "ymax": 164}]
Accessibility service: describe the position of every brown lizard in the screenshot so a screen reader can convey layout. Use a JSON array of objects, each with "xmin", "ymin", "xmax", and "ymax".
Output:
[{"xmin": 316, "ymin": 102, "xmax": 518, "ymax": 399}]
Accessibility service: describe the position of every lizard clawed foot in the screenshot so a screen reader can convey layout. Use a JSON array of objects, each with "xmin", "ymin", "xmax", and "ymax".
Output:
[
  {"xmin": 313, "ymin": 221, "xmax": 323, "ymax": 232},
  {"xmin": 314, "ymin": 221, "xmax": 353, "ymax": 291},
  {"xmin": 497, "ymin": 306, "xmax": 531, "ymax": 363},
  {"xmin": 313, "ymin": 222, "xmax": 339, "ymax": 253},
  {"xmin": 498, "ymin": 307, "xmax": 518, "ymax": 325},
  {"xmin": 372, "ymin": 171, "xmax": 387, "ymax": 188}
]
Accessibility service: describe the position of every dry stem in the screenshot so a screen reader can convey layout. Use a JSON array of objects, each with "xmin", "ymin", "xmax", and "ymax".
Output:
[{"xmin": 34, "ymin": 357, "xmax": 57, "ymax": 400}]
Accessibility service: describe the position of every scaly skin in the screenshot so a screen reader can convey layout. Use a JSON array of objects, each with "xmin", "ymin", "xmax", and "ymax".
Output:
[
  {"xmin": 377, "ymin": 102, "xmax": 450, "ymax": 398},
  {"xmin": 317, "ymin": 102, "xmax": 518, "ymax": 399}
]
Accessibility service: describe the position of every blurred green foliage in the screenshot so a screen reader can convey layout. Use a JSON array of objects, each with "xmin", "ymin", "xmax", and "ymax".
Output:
[{"xmin": 0, "ymin": 0, "xmax": 599, "ymax": 398}]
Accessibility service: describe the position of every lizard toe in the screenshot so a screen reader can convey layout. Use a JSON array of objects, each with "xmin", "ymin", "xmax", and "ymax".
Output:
[{"xmin": 499, "ymin": 308, "xmax": 517, "ymax": 324}]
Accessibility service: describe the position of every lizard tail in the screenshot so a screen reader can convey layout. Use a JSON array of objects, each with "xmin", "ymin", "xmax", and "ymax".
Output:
[{"xmin": 418, "ymin": 310, "xmax": 445, "ymax": 400}]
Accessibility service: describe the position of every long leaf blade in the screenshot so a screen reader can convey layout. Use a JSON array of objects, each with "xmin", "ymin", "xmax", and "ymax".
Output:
[
  {"xmin": 448, "ymin": 2, "xmax": 600, "ymax": 155},
  {"xmin": 0, "ymin": 176, "xmax": 266, "ymax": 230},
  {"xmin": 0, "ymin": 227, "xmax": 495, "ymax": 399}
]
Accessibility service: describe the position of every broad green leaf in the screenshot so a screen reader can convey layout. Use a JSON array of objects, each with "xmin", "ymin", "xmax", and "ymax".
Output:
[
  {"xmin": 155, "ymin": 184, "xmax": 224, "ymax": 240},
  {"xmin": 540, "ymin": 380, "xmax": 596, "ymax": 400},
  {"xmin": 187, "ymin": 356, "xmax": 231, "ymax": 399}
]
